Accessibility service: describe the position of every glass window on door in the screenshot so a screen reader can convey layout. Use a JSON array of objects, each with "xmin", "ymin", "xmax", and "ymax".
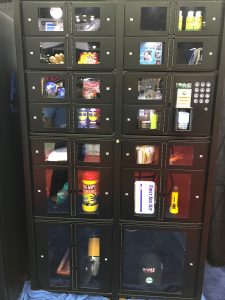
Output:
[
  {"xmin": 139, "ymin": 42, "xmax": 164, "ymax": 65},
  {"xmin": 135, "ymin": 145, "xmax": 160, "ymax": 165},
  {"xmin": 41, "ymin": 76, "xmax": 65, "ymax": 99},
  {"xmin": 178, "ymin": 8, "xmax": 206, "ymax": 32},
  {"xmin": 76, "ymin": 42, "xmax": 100, "ymax": 64},
  {"xmin": 76, "ymin": 77, "xmax": 100, "ymax": 100},
  {"xmin": 40, "ymin": 42, "xmax": 64, "ymax": 64},
  {"xmin": 77, "ymin": 143, "xmax": 100, "ymax": 163},
  {"xmin": 169, "ymin": 145, "xmax": 194, "ymax": 166},
  {"xmin": 122, "ymin": 228, "xmax": 187, "ymax": 293},
  {"xmin": 42, "ymin": 107, "xmax": 67, "ymax": 128},
  {"xmin": 44, "ymin": 142, "xmax": 68, "ymax": 162},
  {"xmin": 137, "ymin": 109, "xmax": 161, "ymax": 130},
  {"xmin": 75, "ymin": 7, "xmax": 100, "ymax": 32},
  {"xmin": 77, "ymin": 226, "xmax": 101, "ymax": 288},
  {"xmin": 177, "ymin": 42, "xmax": 203, "ymax": 65},
  {"xmin": 138, "ymin": 77, "xmax": 163, "ymax": 100},
  {"xmin": 38, "ymin": 7, "xmax": 64, "ymax": 32},
  {"xmin": 166, "ymin": 173, "xmax": 191, "ymax": 219},
  {"xmin": 141, "ymin": 7, "xmax": 167, "ymax": 31},
  {"xmin": 48, "ymin": 224, "xmax": 70, "ymax": 287}
]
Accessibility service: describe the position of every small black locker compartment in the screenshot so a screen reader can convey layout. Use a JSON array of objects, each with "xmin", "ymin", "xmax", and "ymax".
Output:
[
  {"xmin": 124, "ymin": 37, "xmax": 169, "ymax": 71},
  {"xmin": 124, "ymin": 1, "xmax": 171, "ymax": 36},
  {"xmin": 168, "ymin": 73, "xmax": 216, "ymax": 136},
  {"xmin": 29, "ymin": 103, "xmax": 71, "ymax": 133},
  {"xmin": 123, "ymin": 105, "xmax": 166, "ymax": 135},
  {"xmin": 174, "ymin": 1, "xmax": 224, "ymax": 36},
  {"xmin": 72, "ymin": 2, "xmax": 116, "ymax": 36},
  {"xmin": 26, "ymin": 71, "xmax": 69, "ymax": 102},
  {"xmin": 121, "ymin": 225, "xmax": 201, "ymax": 298},
  {"xmin": 35, "ymin": 222, "xmax": 113, "ymax": 292},
  {"xmin": 25, "ymin": 37, "xmax": 68, "ymax": 69},
  {"xmin": 72, "ymin": 37, "xmax": 115, "ymax": 70},
  {"xmin": 22, "ymin": 2, "xmax": 67, "ymax": 36},
  {"xmin": 75, "ymin": 139, "xmax": 114, "ymax": 167},
  {"xmin": 73, "ymin": 73, "xmax": 114, "ymax": 104},
  {"xmin": 30, "ymin": 138, "xmax": 70, "ymax": 165},
  {"xmin": 75, "ymin": 105, "xmax": 114, "ymax": 134},
  {"xmin": 173, "ymin": 37, "xmax": 220, "ymax": 71},
  {"xmin": 123, "ymin": 73, "xmax": 169, "ymax": 105}
]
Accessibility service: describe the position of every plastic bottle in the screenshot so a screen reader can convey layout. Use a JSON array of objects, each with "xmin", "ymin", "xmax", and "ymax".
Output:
[
  {"xmin": 185, "ymin": 11, "xmax": 194, "ymax": 31},
  {"xmin": 194, "ymin": 11, "xmax": 203, "ymax": 31},
  {"xmin": 178, "ymin": 10, "xmax": 183, "ymax": 31},
  {"xmin": 150, "ymin": 110, "xmax": 158, "ymax": 130}
]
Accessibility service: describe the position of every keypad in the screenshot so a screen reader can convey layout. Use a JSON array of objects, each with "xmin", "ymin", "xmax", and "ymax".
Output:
[{"xmin": 193, "ymin": 81, "xmax": 211, "ymax": 105}]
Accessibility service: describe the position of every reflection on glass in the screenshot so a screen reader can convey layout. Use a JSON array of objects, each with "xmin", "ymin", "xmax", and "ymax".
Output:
[
  {"xmin": 45, "ymin": 168, "xmax": 68, "ymax": 213},
  {"xmin": 77, "ymin": 143, "xmax": 100, "ymax": 163},
  {"xmin": 42, "ymin": 107, "xmax": 67, "ymax": 128},
  {"xmin": 137, "ymin": 109, "xmax": 160, "ymax": 130},
  {"xmin": 76, "ymin": 78, "xmax": 100, "ymax": 99},
  {"xmin": 169, "ymin": 146, "xmax": 194, "ymax": 166},
  {"xmin": 166, "ymin": 173, "xmax": 191, "ymax": 218},
  {"xmin": 178, "ymin": 8, "xmax": 205, "ymax": 32},
  {"xmin": 138, "ymin": 78, "xmax": 163, "ymax": 100},
  {"xmin": 136, "ymin": 145, "xmax": 159, "ymax": 165},
  {"xmin": 75, "ymin": 7, "xmax": 100, "ymax": 31},
  {"xmin": 141, "ymin": 7, "xmax": 167, "ymax": 31},
  {"xmin": 76, "ymin": 42, "xmax": 100, "ymax": 64},
  {"xmin": 38, "ymin": 7, "xmax": 64, "ymax": 32},
  {"xmin": 77, "ymin": 108, "xmax": 101, "ymax": 129},
  {"xmin": 77, "ymin": 170, "xmax": 100, "ymax": 214},
  {"xmin": 177, "ymin": 42, "xmax": 203, "ymax": 65},
  {"xmin": 41, "ymin": 76, "xmax": 65, "ymax": 99},
  {"xmin": 134, "ymin": 172, "xmax": 157, "ymax": 215},
  {"xmin": 122, "ymin": 228, "xmax": 186, "ymax": 292},
  {"xmin": 40, "ymin": 42, "xmax": 64, "ymax": 64},
  {"xmin": 78, "ymin": 226, "xmax": 101, "ymax": 288},
  {"xmin": 44, "ymin": 142, "xmax": 67, "ymax": 162},
  {"xmin": 48, "ymin": 224, "xmax": 70, "ymax": 286},
  {"xmin": 139, "ymin": 42, "xmax": 163, "ymax": 65}
]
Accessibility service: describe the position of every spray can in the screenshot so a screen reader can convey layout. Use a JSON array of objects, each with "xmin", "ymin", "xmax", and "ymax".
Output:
[
  {"xmin": 185, "ymin": 11, "xmax": 194, "ymax": 31},
  {"xmin": 82, "ymin": 171, "xmax": 99, "ymax": 213},
  {"xmin": 194, "ymin": 11, "xmax": 203, "ymax": 31},
  {"xmin": 78, "ymin": 108, "xmax": 88, "ymax": 128}
]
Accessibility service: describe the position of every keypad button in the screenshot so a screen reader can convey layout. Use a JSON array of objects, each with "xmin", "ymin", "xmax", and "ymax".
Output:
[
  {"xmin": 200, "ymin": 88, "xmax": 205, "ymax": 93},
  {"xmin": 195, "ymin": 88, "xmax": 199, "ymax": 92},
  {"xmin": 194, "ymin": 93, "xmax": 199, "ymax": 98},
  {"xmin": 201, "ymin": 82, "xmax": 206, "ymax": 87},
  {"xmin": 206, "ymin": 82, "xmax": 211, "ymax": 87},
  {"xmin": 195, "ymin": 82, "xmax": 200, "ymax": 87},
  {"xmin": 199, "ymin": 99, "xmax": 204, "ymax": 103},
  {"xmin": 200, "ymin": 93, "xmax": 204, "ymax": 98},
  {"xmin": 194, "ymin": 99, "xmax": 198, "ymax": 103},
  {"xmin": 205, "ymin": 99, "xmax": 210, "ymax": 104},
  {"xmin": 205, "ymin": 94, "xmax": 210, "ymax": 98},
  {"xmin": 206, "ymin": 88, "xmax": 211, "ymax": 93}
]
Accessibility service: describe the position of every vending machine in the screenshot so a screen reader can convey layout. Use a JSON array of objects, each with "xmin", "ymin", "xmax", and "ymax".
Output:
[{"xmin": 14, "ymin": 0, "xmax": 225, "ymax": 299}]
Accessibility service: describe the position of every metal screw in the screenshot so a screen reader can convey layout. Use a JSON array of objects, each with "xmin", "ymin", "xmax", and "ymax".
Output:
[
  {"xmin": 212, "ymin": 17, "xmax": 217, "ymax": 21},
  {"xmin": 37, "ymin": 189, "xmax": 41, "ymax": 193},
  {"xmin": 116, "ymin": 139, "xmax": 120, "ymax": 144},
  {"xmin": 106, "ymin": 87, "xmax": 110, "ymax": 91},
  {"xmin": 106, "ymin": 117, "xmax": 110, "ymax": 121},
  {"xmin": 30, "ymin": 51, "xmax": 34, "ymax": 55},
  {"xmin": 35, "ymin": 150, "xmax": 39, "ymax": 154},
  {"xmin": 129, "ymin": 52, "xmax": 133, "ymax": 56},
  {"xmin": 106, "ymin": 18, "xmax": 110, "ymax": 21},
  {"xmin": 195, "ymin": 195, "xmax": 200, "ymax": 199},
  {"xmin": 204, "ymin": 107, "xmax": 208, "ymax": 111},
  {"xmin": 33, "ymin": 116, "xmax": 37, "ymax": 119},
  {"xmin": 127, "ymin": 118, "xmax": 131, "ymax": 122},
  {"xmin": 189, "ymin": 262, "xmax": 194, "ymax": 266},
  {"xmin": 126, "ymin": 153, "xmax": 130, "ymax": 156},
  {"xmin": 105, "ymin": 192, "xmax": 109, "ymax": 195},
  {"xmin": 41, "ymin": 255, "xmax": 44, "ymax": 258},
  {"xmin": 106, "ymin": 51, "xmax": 110, "ymax": 55},
  {"xmin": 125, "ymin": 193, "xmax": 129, "ymax": 196},
  {"xmin": 209, "ymin": 52, "xmax": 213, "ymax": 56},
  {"xmin": 130, "ymin": 18, "xmax": 134, "ymax": 22},
  {"xmin": 32, "ymin": 86, "xmax": 36, "ymax": 90},
  {"xmin": 105, "ymin": 152, "xmax": 110, "ymax": 156},
  {"xmin": 28, "ymin": 18, "xmax": 32, "ymax": 22},
  {"xmin": 104, "ymin": 258, "xmax": 108, "ymax": 261},
  {"xmin": 199, "ymin": 155, "xmax": 203, "ymax": 158},
  {"xmin": 128, "ymin": 87, "xmax": 132, "ymax": 91}
]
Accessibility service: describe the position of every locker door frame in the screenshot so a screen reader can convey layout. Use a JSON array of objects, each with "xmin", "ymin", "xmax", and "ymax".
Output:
[
  {"xmin": 29, "ymin": 103, "xmax": 71, "ymax": 133},
  {"xmin": 73, "ymin": 72, "xmax": 115, "ymax": 104},
  {"xmin": 26, "ymin": 71, "xmax": 70, "ymax": 103},
  {"xmin": 35, "ymin": 222, "xmax": 72, "ymax": 290},
  {"xmin": 72, "ymin": 37, "xmax": 115, "ymax": 70},
  {"xmin": 22, "ymin": 1, "xmax": 68, "ymax": 36},
  {"xmin": 172, "ymin": 36, "xmax": 220, "ymax": 71},
  {"xmin": 25, "ymin": 37, "xmax": 69, "ymax": 69},
  {"xmin": 174, "ymin": 1, "xmax": 224, "ymax": 36},
  {"xmin": 124, "ymin": 1, "xmax": 171, "ymax": 36},
  {"xmin": 75, "ymin": 138, "xmax": 114, "ymax": 167},
  {"xmin": 123, "ymin": 72, "xmax": 169, "ymax": 105},
  {"xmin": 120, "ymin": 225, "xmax": 201, "ymax": 298},
  {"xmin": 162, "ymin": 169, "xmax": 206, "ymax": 223},
  {"xmin": 75, "ymin": 223, "xmax": 113, "ymax": 292},
  {"xmin": 74, "ymin": 166, "xmax": 114, "ymax": 219},
  {"xmin": 71, "ymin": 2, "xmax": 116, "ymax": 36},
  {"xmin": 124, "ymin": 37, "xmax": 170, "ymax": 71},
  {"xmin": 30, "ymin": 137, "xmax": 71, "ymax": 166}
]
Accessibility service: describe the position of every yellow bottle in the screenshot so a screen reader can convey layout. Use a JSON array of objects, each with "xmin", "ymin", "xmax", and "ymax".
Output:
[
  {"xmin": 169, "ymin": 187, "xmax": 179, "ymax": 214},
  {"xmin": 150, "ymin": 111, "xmax": 158, "ymax": 130},
  {"xmin": 185, "ymin": 11, "xmax": 194, "ymax": 31},
  {"xmin": 178, "ymin": 10, "xmax": 183, "ymax": 31},
  {"xmin": 194, "ymin": 11, "xmax": 203, "ymax": 31}
]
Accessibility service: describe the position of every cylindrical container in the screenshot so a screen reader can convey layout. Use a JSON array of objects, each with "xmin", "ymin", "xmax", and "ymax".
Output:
[
  {"xmin": 88, "ymin": 237, "xmax": 100, "ymax": 276},
  {"xmin": 82, "ymin": 171, "xmax": 99, "ymax": 212},
  {"xmin": 178, "ymin": 10, "xmax": 183, "ymax": 31},
  {"xmin": 185, "ymin": 11, "xmax": 194, "ymax": 31},
  {"xmin": 194, "ymin": 11, "xmax": 203, "ymax": 31},
  {"xmin": 88, "ymin": 108, "xmax": 100, "ymax": 128},
  {"xmin": 150, "ymin": 110, "xmax": 158, "ymax": 129},
  {"xmin": 78, "ymin": 108, "xmax": 88, "ymax": 128}
]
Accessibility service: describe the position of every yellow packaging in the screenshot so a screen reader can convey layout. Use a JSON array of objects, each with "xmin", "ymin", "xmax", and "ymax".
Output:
[
  {"xmin": 185, "ymin": 11, "xmax": 194, "ymax": 31},
  {"xmin": 194, "ymin": 11, "xmax": 203, "ymax": 31},
  {"xmin": 169, "ymin": 191, "xmax": 179, "ymax": 214}
]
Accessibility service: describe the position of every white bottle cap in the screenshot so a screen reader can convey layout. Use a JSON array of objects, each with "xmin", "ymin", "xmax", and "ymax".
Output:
[
  {"xmin": 179, "ymin": 10, "xmax": 182, "ymax": 16},
  {"xmin": 188, "ymin": 11, "xmax": 194, "ymax": 17},
  {"xmin": 196, "ymin": 11, "xmax": 202, "ymax": 17}
]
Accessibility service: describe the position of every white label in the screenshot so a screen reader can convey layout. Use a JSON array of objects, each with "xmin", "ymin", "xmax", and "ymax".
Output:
[
  {"xmin": 176, "ymin": 88, "xmax": 192, "ymax": 108},
  {"xmin": 134, "ymin": 181, "xmax": 155, "ymax": 214}
]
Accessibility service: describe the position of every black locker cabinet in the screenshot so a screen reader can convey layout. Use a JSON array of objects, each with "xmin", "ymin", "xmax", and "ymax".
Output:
[{"xmin": 15, "ymin": 0, "xmax": 225, "ymax": 299}]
